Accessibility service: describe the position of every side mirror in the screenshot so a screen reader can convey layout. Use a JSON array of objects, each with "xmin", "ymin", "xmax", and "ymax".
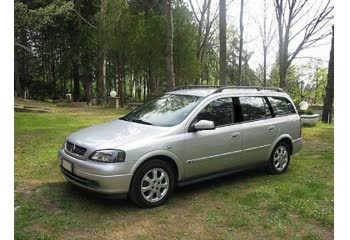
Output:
[{"xmin": 194, "ymin": 120, "xmax": 215, "ymax": 131}]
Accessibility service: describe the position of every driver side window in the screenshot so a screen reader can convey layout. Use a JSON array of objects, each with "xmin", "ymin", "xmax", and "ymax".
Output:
[{"xmin": 196, "ymin": 97, "xmax": 233, "ymax": 127}]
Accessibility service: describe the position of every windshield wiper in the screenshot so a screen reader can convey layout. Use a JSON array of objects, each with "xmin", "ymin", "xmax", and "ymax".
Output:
[{"xmin": 130, "ymin": 118, "xmax": 153, "ymax": 125}]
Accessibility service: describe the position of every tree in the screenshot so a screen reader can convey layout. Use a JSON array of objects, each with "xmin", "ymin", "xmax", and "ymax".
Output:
[
  {"xmin": 173, "ymin": 0, "xmax": 198, "ymax": 86},
  {"xmin": 257, "ymin": 0, "xmax": 275, "ymax": 87},
  {"xmin": 322, "ymin": 25, "xmax": 334, "ymax": 123},
  {"xmin": 274, "ymin": 0, "xmax": 333, "ymax": 90},
  {"xmin": 11, "ymin": 0, "xmax": 269, "ymax": 105},
  {"xmin": 219, "ymin": 0, "xmax": 226, "ymax": 85},
  {"xmin": 189, "ymin": 0, "xmax": 218, "ymax": 84},
  {"xmin": 238, "ymin": 0, "xmax": 244, "ymax": 85},
  {"xmin": 165, "ymin": 0, "xmax": 175, "ymax": 90},
  {"xmin": 72, "ymin": 0, "xmax": 82, "ymax": 101},
  {"xmin": 96, "ymin": 0, "xmax": 107, "ymax": 103}
]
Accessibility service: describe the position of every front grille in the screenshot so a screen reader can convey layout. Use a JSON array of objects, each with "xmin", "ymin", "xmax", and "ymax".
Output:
[{"xmin": 66, "ymin": 141, "xmax": 87, "ymax": 156}]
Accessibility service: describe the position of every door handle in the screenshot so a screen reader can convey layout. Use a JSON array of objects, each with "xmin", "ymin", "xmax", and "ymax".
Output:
[
  {"xmin": 232, "ymin": 132, "xmax": 240, "ymax": 138},
  {"xmin": 268, "ymin": 126, "xmax": 275, "ymax": 131}
]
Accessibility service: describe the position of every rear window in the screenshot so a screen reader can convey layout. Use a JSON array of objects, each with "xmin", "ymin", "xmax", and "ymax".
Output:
[
  {"xmin": 267, "ymin": 96, "xmax": 296, "ymax": 116},
  {"xmin": 238, "ymin": 97, "xmax": 271, "ymax": 121}
]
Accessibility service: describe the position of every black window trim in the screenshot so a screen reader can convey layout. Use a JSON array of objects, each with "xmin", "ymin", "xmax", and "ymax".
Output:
[
  {"xmin": 188, "ymin": 96, "xmax": 237, "ymax": 132},
  {"xmin": 265, "ymin": 96, "xmax": 297, "ymax": 118},
  {"xmin": 236, "ymin": 96, "xmax": 274, "ymax": 124},
  {"xmin": 187, "ymin": 94, "xmax": 297, "ymax": 131}
]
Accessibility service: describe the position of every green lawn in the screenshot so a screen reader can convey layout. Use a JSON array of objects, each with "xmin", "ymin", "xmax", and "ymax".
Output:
[{"xmin": 14, "ymin": 101, "xmax": 334, "ymax": 240}]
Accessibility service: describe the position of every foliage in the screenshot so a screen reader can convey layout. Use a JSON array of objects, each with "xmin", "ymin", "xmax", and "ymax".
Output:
[
  {"xmin": 14, "ymin": 0, "xmax": 330, "ymax": 106},
  {"xmin": 305, "ymin": 108, "xmax": 314, "ymax": 115},
  {"xmin": 268, "ymin": 59, "xmax": 327, "ymax": 106},
  {"xmin": 14, "ymin": 0, "xmax": 264, "ymax": 104}
]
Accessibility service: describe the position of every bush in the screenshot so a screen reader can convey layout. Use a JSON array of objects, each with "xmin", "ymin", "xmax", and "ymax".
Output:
[{"xmin": 305, "ymin": 108, "xmax": 314, "ymax": 115}]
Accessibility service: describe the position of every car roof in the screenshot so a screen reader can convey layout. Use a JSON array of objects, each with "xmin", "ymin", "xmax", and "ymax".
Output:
[{"xmin": 167, "ymin": 87, "xmax": 288, "ymax": 98}]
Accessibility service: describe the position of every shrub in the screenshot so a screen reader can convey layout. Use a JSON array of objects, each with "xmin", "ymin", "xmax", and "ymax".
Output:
[{"xmin": 305, "ymin": 108, "xmax": 314, "ymax": 115}]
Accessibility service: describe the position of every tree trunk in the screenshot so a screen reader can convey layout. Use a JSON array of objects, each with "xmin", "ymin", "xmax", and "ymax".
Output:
[
  {"xmin": 238, "ymin": 0, "xmax": 244, "ymax": 86},
  {"xmin": 165, "ymin": 0, "xmax": 175, "ymax": 90},
  {"xmin": 117, "ymin": 62, "xmax": 124, "ymax": 108},
  {"xmin": 219, "ymin": 0, "xmax": 227, "ymax": 85},
  {"xmin": 73, "ymin": 0, "xmax": 81, "ymax": 101},
  {"xmin": 147, "ymin": 62, "xmax": 156, "ymax": 98},
  {"xmin": 14, "ymin": 48, "xmax": 22, "ymax": 97},
  {"xmin": 279, "ymin": 62, "xmax": 288, "ymax": 89},
  {"xmin": 97, "ymin": 0, "xmax": 107, "ymax": 103},
  {"xmin": 322, "ymin": 26, "xmax": 334, "ymax": 123},
  {"xmin": 82, "ymin": 69, "xmax": 92, "ymax": 103},
  {"xmin": 52, "ymin": 54, "xmax": 58, "ymax": 99},
  {"xmin": 263, "ymin": 46, "xmax": 267, "ymax": 86},
  {"xmin": 72, "ymin": 62, "xmax": 80, "ymax": 101},
  {"xmin": 143, "ymin": 71, "xmax": 147, "ymax": 101}
]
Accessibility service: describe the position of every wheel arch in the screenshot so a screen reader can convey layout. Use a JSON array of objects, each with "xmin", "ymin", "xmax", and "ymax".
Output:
[
  {"xmin": 269, "ymin": 134, "xmax": 293, "ymax": 158},
  {"xmin": 130, "ymin": 150, "xmax": 183, "ymax": 181}
]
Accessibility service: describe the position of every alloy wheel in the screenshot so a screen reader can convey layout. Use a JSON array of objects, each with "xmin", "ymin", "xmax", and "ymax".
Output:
[
  {"xmin": 141, "ymin": 168, "xmax": 170, "ymax": 203},
  {"xmin": 273, "ymin": 145, "xmax": 289, "ymax": 171}
]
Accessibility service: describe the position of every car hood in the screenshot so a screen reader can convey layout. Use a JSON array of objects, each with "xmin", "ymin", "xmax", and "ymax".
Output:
[{"xmin": 67, "ymin": 119, "xmax": 170, "ymax": 150}]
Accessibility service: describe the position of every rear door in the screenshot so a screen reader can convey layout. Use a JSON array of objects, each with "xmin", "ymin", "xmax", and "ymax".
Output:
[
  {"xmin": 183, "ymin": 97, "xmax": 242, "ymax": 178},
  {"xmin": 236, "ymin": 96, "xmax": 279, "ymax": 165},
  {"xmin": 267, "ymin": 96, "xmax": 300, "ymax": 140}
]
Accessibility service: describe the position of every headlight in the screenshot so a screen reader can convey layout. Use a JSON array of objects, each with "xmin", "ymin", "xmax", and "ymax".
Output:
[{"xmin": 89, "ymin": 149, "xmax": 126, "ymax": 163}]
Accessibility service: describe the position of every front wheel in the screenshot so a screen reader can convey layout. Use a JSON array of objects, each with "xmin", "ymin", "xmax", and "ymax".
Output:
[
  {"xmin": 129, "ymin": 159, "xmax": 175, "ymax": 208},
  {"xmin": 267, "ymin": 142, "xmax": 291, "ymax": 174}
]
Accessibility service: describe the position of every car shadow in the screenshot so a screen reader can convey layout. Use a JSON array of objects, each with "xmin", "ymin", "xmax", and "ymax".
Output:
[
  {"xmin": 173, "ymin": 167, "xmax": 267, "ymax": 196},
  {"xmin": 42, "ymin": 167, "xmax": 268, "ymax": 211}
]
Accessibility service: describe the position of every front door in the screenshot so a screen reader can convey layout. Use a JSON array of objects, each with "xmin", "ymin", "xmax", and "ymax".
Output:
[{"xmin": 183, "ymin": 97, "xmax": 242, "ymax": 178}]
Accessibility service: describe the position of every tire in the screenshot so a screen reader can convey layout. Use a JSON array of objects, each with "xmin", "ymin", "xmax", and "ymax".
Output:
[
  {"xmin": 267, "ymin": 141, "xmax": 291, "ymax": 174},
  {"xmin": 129, "ymin": 159, "xmax": 175, "ymax": 208}
]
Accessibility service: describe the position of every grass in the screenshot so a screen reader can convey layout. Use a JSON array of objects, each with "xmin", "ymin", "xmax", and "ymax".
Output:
[{"xmin": 14, "ymin": 100, "xmax": 334, "ymax": 239}]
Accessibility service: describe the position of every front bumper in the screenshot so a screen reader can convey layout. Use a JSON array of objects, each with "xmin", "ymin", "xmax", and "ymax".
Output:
[{"xmin": 58, "ymin": 148, "xmax": 134, "ymax": 195}]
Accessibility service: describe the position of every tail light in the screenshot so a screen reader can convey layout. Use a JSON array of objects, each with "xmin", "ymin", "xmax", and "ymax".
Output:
[{"xmin": 299, "ymin": 118, "xmax": 302, "ymax": 138}]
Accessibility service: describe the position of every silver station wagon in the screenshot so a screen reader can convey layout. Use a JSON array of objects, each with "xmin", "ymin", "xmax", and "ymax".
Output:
[{"xmin": 58, "ymin": 86, "xmax": 303, "ymax": 208}]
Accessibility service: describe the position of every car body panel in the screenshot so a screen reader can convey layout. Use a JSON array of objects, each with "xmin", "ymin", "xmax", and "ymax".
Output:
[{"xmin": 183, "ymin": 124, "xmax": 242, "ymax": 178}]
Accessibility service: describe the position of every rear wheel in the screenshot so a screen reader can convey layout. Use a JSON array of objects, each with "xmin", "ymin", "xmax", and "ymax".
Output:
[
  {"xmin": 267, "ymin": 142, "xmax": 291, "ymax": 174},
  {"xmin": 129, "ymin": 159, "xmax": 175, "ymax": 208}
]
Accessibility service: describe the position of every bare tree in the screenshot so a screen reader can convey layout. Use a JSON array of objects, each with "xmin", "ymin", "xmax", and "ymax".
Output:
[
  {"xmin": 274, "ymin": 0, "xmax": 333, "ymax": 90},
  {"xmin": 322, "ymin": 25, "xmax": 334, "ymax": 123},
  {"xmin": 238, "ymin": 0, "xmax": 244, "ymax": 85},
  {"xmin": 219, "ymin": 0, "xmax": 227, "ymax": 85},
  {"xmin": 258, "ymin": 0, "xmax": 275, "ymax": 87},
  {"xmin": 165, "ymin": 0, "xmax": 175, "ymax": 90},
  {"xmin": 189, "ymin": 0, "xmax": 218, "ymax": 84}
]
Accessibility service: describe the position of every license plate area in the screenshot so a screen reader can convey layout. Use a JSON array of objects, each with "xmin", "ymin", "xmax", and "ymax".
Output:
[{"xmin": 62, "ymin": 159, "xmax": 73, "ymax": 172}]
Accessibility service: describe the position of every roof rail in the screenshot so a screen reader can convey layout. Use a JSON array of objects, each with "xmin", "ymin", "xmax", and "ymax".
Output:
[
  {"xmin": 171, "ymin": 85, "xmax": 223, "ymax": 91},
  {"xmin": 171, "ymin": 85, "xmax": 283, "ymax": 93},
  {"xmin": 211, "ymin": 86, "xmax": 283, "ymax": 94}
]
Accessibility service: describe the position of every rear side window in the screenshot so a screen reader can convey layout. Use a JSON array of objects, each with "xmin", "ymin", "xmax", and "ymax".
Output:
[
  {"xmin": 267, "ymin": 97, "xmax": 296, "ymax": 116},
  {"xmin": 197, "ymin": 97, "xmax": 233, "ymax": 126},
  {"xmin": 238, "ymin": 97, "xmax": 271, "ymax": 121}
]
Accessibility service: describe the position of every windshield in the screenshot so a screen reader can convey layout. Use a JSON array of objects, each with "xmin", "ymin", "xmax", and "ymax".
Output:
[{"xmin": 121, "ymin": 94, "xmax": 203, "ymax": 127}]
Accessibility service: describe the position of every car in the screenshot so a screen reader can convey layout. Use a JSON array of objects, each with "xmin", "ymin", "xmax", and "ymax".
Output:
[{"xmin": 58, "ymin": 86, "xmax": 303, "ymax": 208}]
